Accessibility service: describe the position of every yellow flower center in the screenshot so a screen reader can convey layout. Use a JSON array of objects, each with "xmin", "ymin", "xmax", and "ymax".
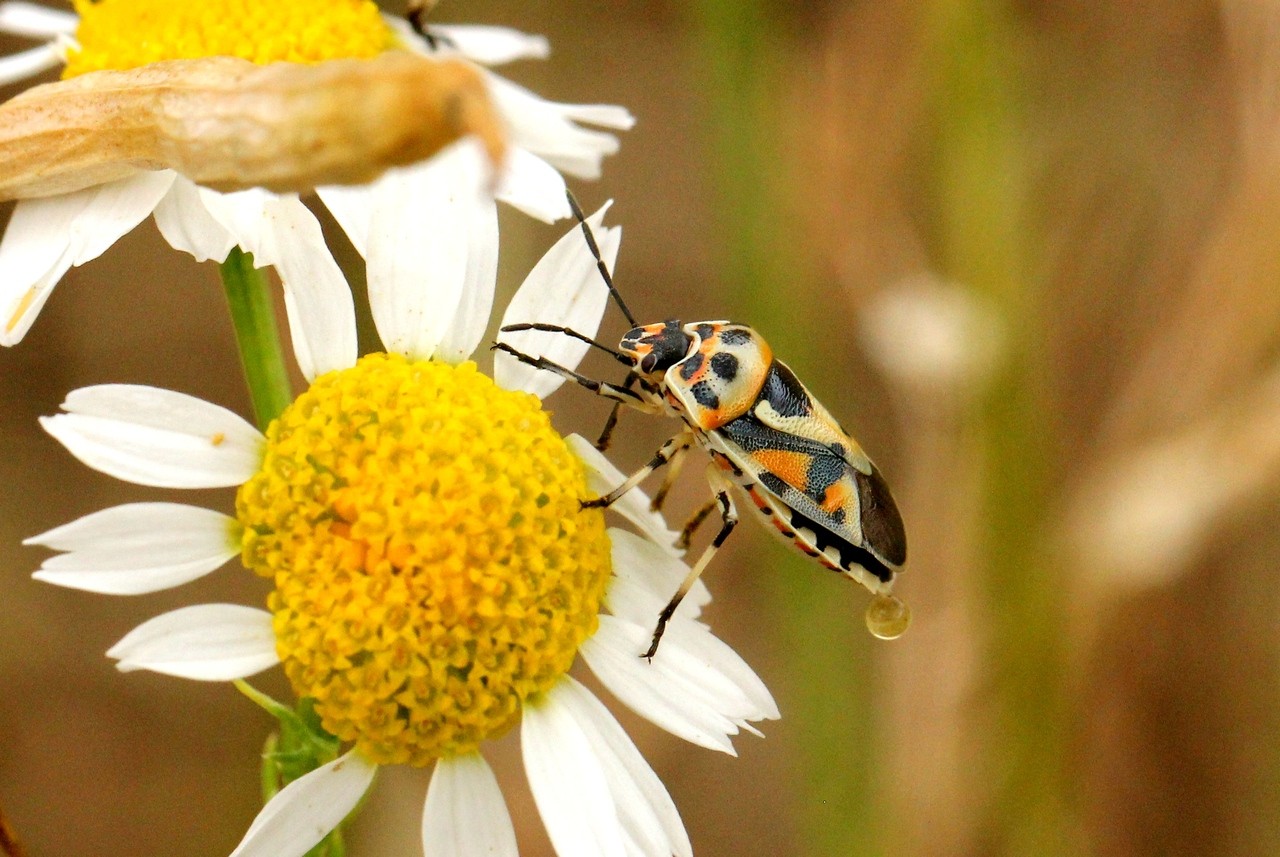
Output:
[
  {"xmin": 64, "ymin": 0, "xmax": 394, "ymax": 78},
  {"xmin": 236, "ymin": 354, "xmax": 612, "ymax": 766}
]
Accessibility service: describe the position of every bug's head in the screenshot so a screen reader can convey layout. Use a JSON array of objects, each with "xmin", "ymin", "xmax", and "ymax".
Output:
[{"xmin": 619, "ymin": 320, "xmax": 692, "ymax": 377}]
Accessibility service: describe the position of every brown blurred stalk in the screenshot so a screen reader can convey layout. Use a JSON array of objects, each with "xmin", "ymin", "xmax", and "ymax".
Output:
[{"xmin": 787, "ymin": 0, "xmax": 1280, "ymax": 856}]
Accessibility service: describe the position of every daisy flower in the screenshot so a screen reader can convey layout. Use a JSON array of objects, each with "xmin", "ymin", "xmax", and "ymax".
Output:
[
  {"xmin": 0, "ymin": 0, "xmax": 634, "ymax": 350},
  {"xmin": 28, "ymin": 184, "xmax": 778, "ymax": 855}
]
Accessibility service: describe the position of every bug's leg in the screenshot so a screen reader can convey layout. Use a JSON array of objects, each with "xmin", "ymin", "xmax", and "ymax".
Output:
[
  {"xmin": 649, "ymin": 440, "xmax": 690, "ymax": 512},
  {"xmin": 596, "ymin": 374, "xmax": 639, "ymax": 451},
  {"xmin": 406, "ymin": 0, "xmax": 454, "ymax": 49},
  {"xmin": 596, "ymin": 402, "xmax": 624, "ymax": 451},
  {"xmin": 643, "ymin": 477, "xmax": 738, "ymax": 660},
  {"xmin": 406, "ymin": 0, "xmax": 432, "ymax": 33},
  {"xmin": 583, "ymin": 432, "xmax": 694, "ymax": 509},
  {"xmin": 491, "ymin": 343, "xmax": 658, "ymax": 412},
  {"xmin": 676, "ymin": 496, "xmax": 719, "ymax": 551}
]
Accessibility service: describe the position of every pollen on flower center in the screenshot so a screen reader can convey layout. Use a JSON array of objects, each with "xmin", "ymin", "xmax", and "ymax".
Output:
[
  {"xmin": 64, "ymin": 0, "xmax": 395, "ymax": 78},
  {"xmin": 236, "ymin": 354, "xmax": 612, "ymax": 766}
]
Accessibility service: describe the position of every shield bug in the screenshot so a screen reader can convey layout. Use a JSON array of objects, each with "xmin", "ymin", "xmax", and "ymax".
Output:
[{"xmin": 495, "ymin": 194, "xmax": 909, "ymax": 658}]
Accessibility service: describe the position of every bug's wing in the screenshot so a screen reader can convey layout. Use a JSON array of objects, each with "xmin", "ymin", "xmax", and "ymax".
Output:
[
  {"xmin": 720, "ymin": 361, "xmax": 907, "ymax": 573},
  {"xmin": 751, "ymin": 359, "xmax": 877, "ymax": 469},
  {"xmin": 718, "ymin": 417, "xmax": 906, "ymax": 573}
]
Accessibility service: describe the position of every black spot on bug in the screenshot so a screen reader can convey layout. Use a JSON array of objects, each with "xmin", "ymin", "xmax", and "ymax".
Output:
[
  {"xmin": 695, "ymin": 323, "xmax": 716, "ymax": 341},
  {"xmin": 804, "ymin": 455, "xmax": 844, "ymax": 503},
  {"xmin": 759, "ymin": 472, "xmax": 789, "ymax": 496},
  {"xmin": 710, "ymin": 351, "xmax": 739, "ymax": 382},
  {"xmin": 759, "ymin": 362, "xmax": 810, "ymax": 418},
  {"xmin": 831, "ymin": 443, "xmax": 846, "ymax": 458},
  {"xmin": 787, "ymin": 507, "xmax": 897, "ymax": 582},
  {"xmin": 691, "ymin": 381, "xmax": 720, "ymax": 410},
  {"xmin": 718, "ymin": 328, "xmax": 752, "ymax": 345},
  {"xmin": 830, "ymin": 507, "xmax": 846, "ymax": 526},
  {"xmin": 679, "ymin": 351, "xmax": 704, "ymax": 381}
]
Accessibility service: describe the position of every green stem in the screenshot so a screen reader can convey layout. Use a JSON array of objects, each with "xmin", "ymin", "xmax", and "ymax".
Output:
[
  {"xmin": 220, "ymin": 248, "xmax": 293, "ymax": 430},
  {"xmin": 687, "ymin": 5, "xmax": 877, "ymax": 857},
  {"xmin": 924, "ymin": 1, "xmax": 1071, "ymax": 853}
]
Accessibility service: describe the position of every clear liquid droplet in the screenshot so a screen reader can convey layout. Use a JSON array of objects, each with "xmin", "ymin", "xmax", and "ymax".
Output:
[{"xmin": 865, "ymin": 593, "xmax": 911, "ymax": 640}]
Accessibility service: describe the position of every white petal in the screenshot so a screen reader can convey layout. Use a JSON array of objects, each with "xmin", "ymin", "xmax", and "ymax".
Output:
[
  {"xmin": 522, "ymin": 684, "xmax": 627, "ymax": 857},
  {"xmin": 659, "ymin": 619, "xmax": 780, "ymax": 724},
  {"xmin": 153, "ymin": 176, "xmax": 237, "ymax": 262},
  {"xmin": 554, "ymin": 103, "xmax": 636, "ymax": 131},
  {"xmin": 197, "ymin": 188, "xmax": 357, "ymax": 379},
  {"xmin": 230, "ymin": 750, "xmax": 377, "ymax": 857},
  {"xmin": 582, "ymin": 621, "xmax": 732, "ymax": 754},
  {"xmin": 381, "ymin": 17, "xmax": 548, "ymax": 67},
  {"xmin": 41, "ymin": 385, "xmax": 263, "ymax": 488},
  {"xmin": 422, "ymin": 754, "xmax": 518, "ymax": 857},
  {"xmin": 0, "ymin": 263, "xmax": 66, "ymax": 348},
  {"xmin": 485, "ymin": 72, "xmax": 633, "ymax": 180},
  {"xmin": 434, "ymin": 173, "xmax": 500, "ymax": 364},
  {"xmin": 0, "ymin": 42, "xmax": 60, "ymax": 84},
  {"xmin": 606, "ymin": 528, "xmax": 709, "ymax": 624},
  {"xmin": 67, "ymin": 171, "xmax": 178, "ymax": 265},
  {"xmin": 494, "ymin": 204, "xmax": 619, "ymax": 398},
  {"xmin": 27, "ymin": 502, "xmax": 239, "ymax": 595},
  {"xmin": 0, "ymin": 2, "xmax": 78, "ymax": 38},
  {"xmin": 537, "ymin": 677, "xmax": 691, "ymax": 857},
  {"xmin": 365, "ymin": 141, "xmax": 490, "ymax": 361},
  {"xmin": 567, "ymin": 437, "xmax": 682, "ymax": 552},
  {"xmin": 315, "ymin": 183, "xmax": 374, "ymax": 257},
  {"xmin": 107, "ymin": 604, "xmax": 278, "ymax": 681},
  {"xmin": 494, "ymin": 148, "xmax": 571, "ymax": 223},
  {"xmin": 430, "ymin": 24, "xmax": 550, "ymax": 65},
  {"xmin": 583, "ymin": 615, "xmax": 778, "ymax": 754},
  {"xmin": 0, "ymin": 172, "xmax": 175, "ymax": 345}
]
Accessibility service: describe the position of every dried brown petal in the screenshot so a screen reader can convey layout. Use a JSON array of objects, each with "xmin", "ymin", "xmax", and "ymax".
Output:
[{"xmin": 0, "ymin": 51, "xmax": 506, "ymax": 201}]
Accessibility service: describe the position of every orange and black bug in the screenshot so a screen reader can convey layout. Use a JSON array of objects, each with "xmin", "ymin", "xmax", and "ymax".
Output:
[{"xmin": 495, "ymin": 194, "xmax": 908, "ymax": 659}]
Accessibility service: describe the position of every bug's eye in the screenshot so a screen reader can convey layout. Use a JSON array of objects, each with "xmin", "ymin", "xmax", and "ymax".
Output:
[{"xmin": 640, "ymin": 353, "xmax": 660, "ymax": 374}]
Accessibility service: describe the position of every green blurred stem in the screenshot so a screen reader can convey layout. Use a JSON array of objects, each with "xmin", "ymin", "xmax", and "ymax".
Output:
[
  {"xmin": 220, "ymin": 248, "xmax": 292, "ymax": 430},
  {"xmin": 924, "ymin": 0, "xmax": 1070, "ymax": 853},
  {"xmin": 688, "ymin": 5, "xmax": 878, "ymax": 857}
]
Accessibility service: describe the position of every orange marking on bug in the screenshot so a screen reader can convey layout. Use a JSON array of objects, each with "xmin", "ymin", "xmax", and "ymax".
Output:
[
  {"xmin": 755, "ymin": 336, "xmax": 774, "ymax": 366},
  {"xmin": 751, "ymin": 449, "xmax": 811, "ymax": 492},
  {"xmin": 820, "ymin": 479, "xmax": 852, "ymax": 514},
  {"xmin": 795, "ymin": 540, "xmax": 820, "ymax": 557},
  {"xmin": 695, "ymin": 405, "xmax": 732, "ymax": 431},
  {"xmin": 745, "ymin": 486, "xmax": 773, "ymax": 512},
  {"xmin": 688, "ymin": 363, "xmax": 711, "ymax": 385},
  {"xmin": 765, "ymin": 512, "xmax": 793, "ymax": 535}
]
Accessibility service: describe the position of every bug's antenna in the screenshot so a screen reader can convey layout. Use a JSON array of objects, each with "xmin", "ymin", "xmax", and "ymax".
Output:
[
  {"xmin": 566, "ymin": 189, "xmax": 638, "ymax": 327},
  {"xmin": 406, "ymin": 0, "xmax": 438, "ymax": 34}
]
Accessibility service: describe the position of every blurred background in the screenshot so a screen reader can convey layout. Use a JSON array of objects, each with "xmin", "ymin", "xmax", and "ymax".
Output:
[{"xmin": 4, "ymin": 0, "xmax": 1280, "ymax": 855}]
